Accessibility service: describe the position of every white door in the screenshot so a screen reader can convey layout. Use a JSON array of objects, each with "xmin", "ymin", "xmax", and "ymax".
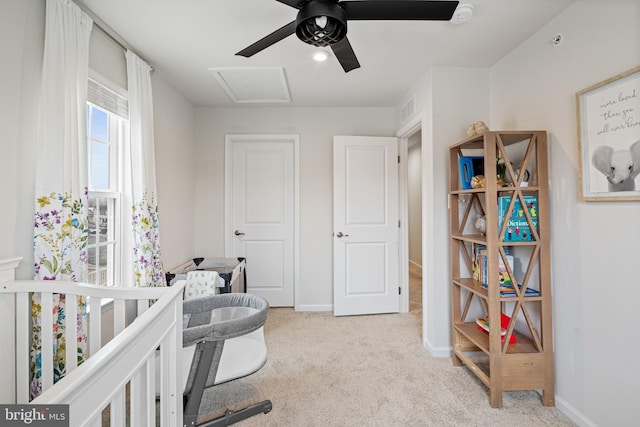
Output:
[
  {"xmin": 225, "ymin": 135, "xmax": 297, "ymax": 307},
  {"xmin": 333, "ymin": 135, "xmax": 399, "ymax": 316}
]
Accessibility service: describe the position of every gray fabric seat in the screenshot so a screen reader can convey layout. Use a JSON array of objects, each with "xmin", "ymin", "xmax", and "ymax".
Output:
[{"xmin": 182, "ymin": 293, "xmax": 272, "ymax": 426}]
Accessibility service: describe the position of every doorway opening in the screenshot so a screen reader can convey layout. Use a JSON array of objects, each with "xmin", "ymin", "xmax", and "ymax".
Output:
[{"xmin": 407, "ymin": 131, "xmax": 423, "ymax": 317}]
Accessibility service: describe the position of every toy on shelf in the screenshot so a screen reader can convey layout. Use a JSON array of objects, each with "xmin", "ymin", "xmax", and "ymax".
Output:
[{"xmin": 466, "ymin": 121, "xmax": 489, "ymax": 137}]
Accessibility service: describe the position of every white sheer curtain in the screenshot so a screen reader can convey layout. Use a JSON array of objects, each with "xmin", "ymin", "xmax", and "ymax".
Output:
[
  {"xmin": 31, "ymin": 0, "xmax": 93, "ymax": 398},
  {"xmin": 123, "ymin": 50, "xmax": 166, "ymax": 287}
]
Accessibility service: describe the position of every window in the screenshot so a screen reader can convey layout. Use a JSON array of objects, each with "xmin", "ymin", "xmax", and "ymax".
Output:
[{"xmin": 86, "ymin": 78, "xmax": 129, "ymax": 286}]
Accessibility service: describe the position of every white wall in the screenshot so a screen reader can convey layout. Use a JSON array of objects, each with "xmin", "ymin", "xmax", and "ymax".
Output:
[
  {"xmin": 193, "ymin": 107, "xmax": 396, "ymax": 309},
  {"xmin": 430, "ymin": 67, "xmax": 492, "ymax": 351},
  {"xmin": 490, "ymin": 1, "xmax": 640, "ymax": 425},
  {"xmin": 0, "ymin": 0, "xmax": 195, "ymax": 280},
  {"xmin": 397, "ymin": 67, "xmax": 491, "ymax": 354},
  {"xmin": 152, "ymin": 75, "xmax": 196, "ymax": 271}
]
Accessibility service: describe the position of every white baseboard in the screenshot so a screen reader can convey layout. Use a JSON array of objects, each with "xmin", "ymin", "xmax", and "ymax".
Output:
[
  {"xmin": 553, "ymin": 394, "xmax": 597, "ymax": 427},
  {"xmin": 423, "ymin": 339, "xmax": 452, "ymax": 358},
  {"xmin": 409, "ymin": 259, "xmax": 422, "ymax": 270}
]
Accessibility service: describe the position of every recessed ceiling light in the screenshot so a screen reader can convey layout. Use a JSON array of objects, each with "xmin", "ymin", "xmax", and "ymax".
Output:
[{"xmin": 313, "ymin": 51, "xmax": 329, "ymax": 62}]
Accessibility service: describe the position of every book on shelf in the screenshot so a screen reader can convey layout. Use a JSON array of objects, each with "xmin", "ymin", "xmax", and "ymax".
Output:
[
  {"xmin": 472, "ymin": 243, "xmax": 486, "ymax": 282},
  {"xmin": 472, "ymin": 243, "xmax": 514, "ymax": 286},
  {"xmin": 498, "ymin": 195, "xmax": 538, "ymax": 242},
  {"xmin": 476, "ymin": 313, "xmax": 517, "ymax": 343},
  {"xmin": 480, "ymin": 281, "xmax": 541, "ymax": 297}
]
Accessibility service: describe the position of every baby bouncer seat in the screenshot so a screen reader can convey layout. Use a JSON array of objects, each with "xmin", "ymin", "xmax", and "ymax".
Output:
[{"xmin": 181, "ymin": 293, "xmax": 272, "ymax": 426}]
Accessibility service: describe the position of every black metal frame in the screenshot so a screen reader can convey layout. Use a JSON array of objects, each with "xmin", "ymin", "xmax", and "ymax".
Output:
[{"xmin": 182, "ymin": 340, "xmax": 272, "ymax": 427}]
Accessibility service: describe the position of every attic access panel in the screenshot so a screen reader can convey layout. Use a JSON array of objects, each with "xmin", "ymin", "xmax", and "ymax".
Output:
[{"xmin": 209, "ymin": 66, "xmax": 291, "ymax": 104}]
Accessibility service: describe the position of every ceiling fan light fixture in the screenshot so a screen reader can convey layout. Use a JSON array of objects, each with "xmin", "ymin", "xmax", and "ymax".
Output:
[{"xmin": 295, "ymin": 1, "xmax": 347, "ymax": 47}]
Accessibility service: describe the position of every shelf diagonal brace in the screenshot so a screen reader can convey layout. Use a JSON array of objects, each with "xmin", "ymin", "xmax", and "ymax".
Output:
[
  {"xmin": 459, "ymin": 241, "xmax": 474, "ymax": 273},
  {"xmin": 514, "ymin": 298, "xmax": 543, "ymax": 352},
  {"xmin": 458, "ymin": 192, "xmax": 484, "ymax": 235},
  {"xmin": 519, "ymin": 245, "xmax": 541, "ymax": 292},
  {"xmin": 461, "ymin": 289, "xmax": 475, "ymax": 322},
  {"xmin": 517, "ymin": 134, "xmax": 536, "ymax": 186},
  {"xmin": 502, "ymin": 302, "xmax": 521, "ymax": 353},
  {"xmin": 496, "ymin": 134, "xmax": 514, "ymax": 183},
  {"xmin": 471, "ymin": 192, "xmax": 486, "ymax": 217}
]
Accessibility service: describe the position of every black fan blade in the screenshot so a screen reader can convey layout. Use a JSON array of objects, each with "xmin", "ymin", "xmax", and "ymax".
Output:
[
  {"xmin": 276, "ymin": 0, "xmax": 307, "ymax": 8},
  {"xmin": 341, "ymin": 0, "xmax": 459, "ymax": 21},
  {"xmin": 331, "ymin": 37, "xmax": 360, "ymax": 72},
  {"xmin": 236, "ymin": 21, "xmax": 297, "ymax": 57}
]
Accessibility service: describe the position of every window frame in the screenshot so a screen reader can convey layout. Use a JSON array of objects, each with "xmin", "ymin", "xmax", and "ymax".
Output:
[{"xmin": 86, "ymin": 97, "xmax": 128, "ymax": 287}]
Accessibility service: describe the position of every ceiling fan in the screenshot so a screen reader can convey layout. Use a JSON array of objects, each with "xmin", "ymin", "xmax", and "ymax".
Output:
[{"xmin": 236, "ymin": 0, "xmax": 460, "ymax": 72}]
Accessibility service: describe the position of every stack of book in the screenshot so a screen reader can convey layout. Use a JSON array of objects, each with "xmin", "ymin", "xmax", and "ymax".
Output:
[
  {"xmin": 472, "ymin": 243, "xmax": 514, "ymax": 286},
  {"xmin": 471, "ymin": 237, "xmax": 539, "ymax": 296},
  {"xmin": 480, "ymin": 281, "xmax": 540, "ymax": 297}
]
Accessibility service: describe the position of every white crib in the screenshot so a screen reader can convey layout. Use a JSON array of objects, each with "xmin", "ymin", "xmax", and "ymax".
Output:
[{"xmin": 0, "ymin": 258, "xmax": 185, "ymax": 426}]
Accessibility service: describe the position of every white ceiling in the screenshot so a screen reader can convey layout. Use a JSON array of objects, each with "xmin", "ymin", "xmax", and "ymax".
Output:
[{"xmin": 76, "ymin": 0, "xmax": 576, "ymax": 108}]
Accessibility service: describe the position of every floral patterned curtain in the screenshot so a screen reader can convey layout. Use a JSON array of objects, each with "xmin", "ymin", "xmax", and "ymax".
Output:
[
  {"xmin": 122, "ymin": 51, "xmax": 166, "ymax": 287},
  {"xmin": 31, "ymin": 0, "xmax": 93, "ymax": 398}
]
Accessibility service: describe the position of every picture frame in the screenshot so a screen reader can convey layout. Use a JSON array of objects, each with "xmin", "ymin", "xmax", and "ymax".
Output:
[{"xmin": 576, "ymin": 65, "xmax": 640, "ymax": 201}]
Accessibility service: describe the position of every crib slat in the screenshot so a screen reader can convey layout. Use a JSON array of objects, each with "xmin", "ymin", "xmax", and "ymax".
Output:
[
  {"xmin": 89, "ymin": 295, "xmax": 102, "ymax": 356},
  {"xmin": 130, "ymin": 370, "xmax": 140, "ymax": 426},
  {"xmin": 16, "ymin": 292, "xmax": 30, "ymax": 403},
  {"xmin": 110, "ymin": 386, "xmax": 126, "ymax": 426},
  {"xmin": 172, "ymin": 293, "xmax": 183, "ymax": 425},
  {"xmin": 159, "ymin": 316, "xmax": 182, "ymax": 427},
  {"xmin": 65, "ymin": 294, "xmax": 78, "ymax": 374},
  {"xmin": 41, "ymin": 292, "xmax": 54, "ymax": 392},
  {"xmin": 0, "ymin": 291, "xmax": 16, "ymax": 403},
  {"xmin": 130, "ymin": 362, "xmax": 152, "ymax": 427},
  {"xmin": 158, "ymin": 336, "xmax": 171, "ymax": 426},
  {"xmin": 146, "ymin": 353, "xmax": 156, "ymax": 427}
]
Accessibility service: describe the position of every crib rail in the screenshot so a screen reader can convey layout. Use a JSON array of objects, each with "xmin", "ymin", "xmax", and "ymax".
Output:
[{"xmin": 0, "ymin": 280, "xmax": 185, "ymax": 426}]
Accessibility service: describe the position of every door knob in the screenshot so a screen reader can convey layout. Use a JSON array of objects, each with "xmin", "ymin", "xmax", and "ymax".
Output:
[
  {"xmin": 234, "ymin": 230, "xmax": 245, "ymax": 236},
  {"xmin": 335, "ymin": 231, "xmax": 349, "ymax": 238}
]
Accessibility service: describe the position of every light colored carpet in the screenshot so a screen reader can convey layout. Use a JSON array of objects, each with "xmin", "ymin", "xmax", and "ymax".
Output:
[{"xmin": 196, "ymin": 271, "xmax": 575, "ymax": 426}]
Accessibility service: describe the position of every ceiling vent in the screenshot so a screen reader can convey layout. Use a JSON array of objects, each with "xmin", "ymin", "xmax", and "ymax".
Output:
[{"xmin": 209, "ymin": 67, "xmax": 291, "ymax": 104}]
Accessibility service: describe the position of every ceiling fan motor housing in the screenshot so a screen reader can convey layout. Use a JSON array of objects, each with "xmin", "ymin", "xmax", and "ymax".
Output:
[{"xmin": 295, "ymin": 0, "xmax": 347, "ymax": 47}]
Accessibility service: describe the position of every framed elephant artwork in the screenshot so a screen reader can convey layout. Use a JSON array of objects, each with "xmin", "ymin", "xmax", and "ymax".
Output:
[{"xmin": 576, "ymin": 65, "xmax": 640, "ymax": 201}]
